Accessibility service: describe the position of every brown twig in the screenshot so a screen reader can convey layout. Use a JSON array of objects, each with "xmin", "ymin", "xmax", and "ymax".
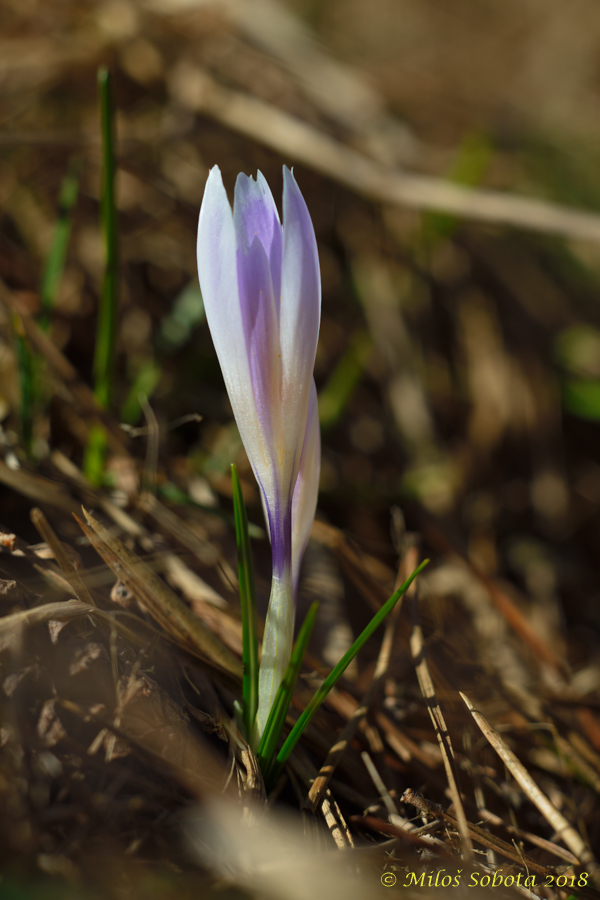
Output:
[
  {"xmin": 352, "ymin": 813, "xmax": 458, "ymax": 857},
  {"xmin": 401, "ymin": 789, "xmax": 552, "ymax": 877},
  {"xmin": 75, "ymin": 507, "xmax": 242, "ymax": 678},
  {"xmin": 171, "ymin": 65, "xmax": 600, "ymax": 244}
]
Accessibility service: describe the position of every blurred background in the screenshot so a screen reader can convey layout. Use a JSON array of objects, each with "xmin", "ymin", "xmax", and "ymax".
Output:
[
  {"xmin": 3, "ymin": 0, "xmax": 600, "ymax": 893},
  {"xmin": 4, "ymin": 0, "xmax": 600, "ymax": 636}
]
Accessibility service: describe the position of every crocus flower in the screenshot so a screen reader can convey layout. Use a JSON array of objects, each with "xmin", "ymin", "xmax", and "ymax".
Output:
[{"xmin": 197, "ymin": 166, "xmax": 321, "ymax": 740}]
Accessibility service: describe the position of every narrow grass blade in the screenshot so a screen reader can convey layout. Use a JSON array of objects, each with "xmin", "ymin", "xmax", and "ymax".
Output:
[
  {"xmin": 86, "ymin": 67, "xmax": 118, "ymax": 483},
  {"xmin": 231, "ymin": 464, "xmax": 259, "ymax": 738},
  {"xmin": 93, "ymin": 66, "xmax": 119, "ymax": 409},
  {"xmin": 318, "ymin": 329, "xmax": 373, "ymax": 428},
  {"xmin": 84, "ymin": 67, "xmax": 119, "ymax": 484},
  {"xmin": 258, "ymin": 600, "xmax": 319, "ymax": 776},
  {"xmin": 120, "ymin": 359, "xmax": 162, "ymax": 425},
  {"xmin": 40, "ymin": 160, "xmax": 80, "ymax": 330},
  {"xmin": 411, "ymin": 612, "xmax": 473, "ymax": 862},
  {"xmin": 270, "ymin": 559, "xmax": 429, "ymax": 782},
  {"xmin": 83, "ymin": 425, "xmax": 109, "ymax": 486}
]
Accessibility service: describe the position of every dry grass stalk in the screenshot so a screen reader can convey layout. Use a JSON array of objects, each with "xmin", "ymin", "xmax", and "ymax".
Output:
[
  {"xmin": 402, "ymin": 788, "xmax": 553, "ymax": 877},
  {"xmin": 409, "ymin": 569, "xmax": 474, "ymax": 862},
  {"xmin": 305, "ymin": 560, "xmax": 401, "ymax": 812},
  {"xmin": 475, "ymin": 805, "xmax": 579, "ymax": 865},
  {"xmin": 461, "ymin": 691, "xmax": 600, "ymax": 887},
  {"xmin": 30, "ymin": 507, "xmax": 96, "ymax": 607},
  {"xmin": 76, "ymin": 507, "xmax": 242, "ymax": 677},
  {"xmin": 0, "ymin": 599, "xmax": 91, "ymax": 648},
  {"xmin": 172, "ymin": 64, "xmax": 600, "ymax": 244},
  {"xmin": 0, "ymin": 459, "xmax": 78, "ymax": 514}
]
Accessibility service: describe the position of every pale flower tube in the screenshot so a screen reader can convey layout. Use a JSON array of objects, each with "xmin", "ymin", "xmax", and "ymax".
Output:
[{"xmin": 197, "ymin": 166, "xmax": 321, "ymax": 740}]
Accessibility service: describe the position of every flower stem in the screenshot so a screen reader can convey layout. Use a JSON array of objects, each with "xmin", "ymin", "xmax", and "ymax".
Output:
[
  {"xmin": 268, "ymin": 559, "xmax": 429, "ymax": 785},
  {"xmin": 255, "ymin": 570, "xmax": 294, "ymax": 745},
  {"xmin": 231, "ymin": 464, "xmax": 259, "ymax": 739}
]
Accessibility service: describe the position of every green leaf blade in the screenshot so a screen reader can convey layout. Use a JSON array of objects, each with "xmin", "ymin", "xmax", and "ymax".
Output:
[
  {"xmin": 85, "ymin": 67, "xmax": 119, "ymax": 485},
  {"xmin": 231, "ymin": 464, "xmax": 259, "ymax": 740},
  {"xmin": 271, "ymin": 559, "xmax": 429, "ymax": 780},
  {"xmin": 40, "ymin": 160, "xmax": 80, "ymax": 330},
  {"xmin": 258, "ymin": 600, "xmax": 319, "ymax": 781},
  {"xmin": 93, "ymin": 65, "xmax": 119, "ymax": 411}
]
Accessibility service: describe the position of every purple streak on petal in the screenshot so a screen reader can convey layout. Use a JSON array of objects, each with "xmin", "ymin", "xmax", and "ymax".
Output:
[
  {"xmin": 198, "ymin": 168, "xmax": 277, "ymax": 519},
  {"xmin": 265, "ymin": 496, "xmax": 292, "ymax": 583},
  {"xmin": 234, "ymin": 172, "xmax": 282, "ymax": 312},
  {"xmin": 199, "ymin": 166, "xmax": 322, "ymax": 741},
  {"xmin": 257, "ymin": 470, "xmax": 292, "ymax": 589},
  {"xmin": 236, "ymin": 235, "xmax": 281, "ymax": 454},
  {"xmin": 291, "ymin": 380, "xmax": 320, "ymax": 597}
]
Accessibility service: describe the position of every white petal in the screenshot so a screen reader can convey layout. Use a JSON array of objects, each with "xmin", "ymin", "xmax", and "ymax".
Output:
[
  {"xmin": 279, "ymin": 168, "xmax": 321, "ymax": 489},
  {"xmin": 197, "ymin": 167, "xmax": 278, "ymax": 506},
  {"xmin": 291, "ymin": 380, "xmax": 320, "ymax": 596}
]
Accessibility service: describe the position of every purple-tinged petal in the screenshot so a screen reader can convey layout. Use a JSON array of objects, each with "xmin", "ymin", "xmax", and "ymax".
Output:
[
  {"xmin": 198, "ymin": 165, "xmax": 322, "ymax": 746},
  {"xmin": 280, "ymin": 167, "xmax": 321, "ymax": 369},
  {"xmin": 234, "ymin": 172, "xmax": 282, "ymax": 308},
  {"xmin": 236, "ymin": 235, "xmax": 282, "ymax": 456},
  {"xmin": 279, "ymin": 168, "xmax": 321, "ymax": 476},
  {"xmin": 198, "ymin": 167, "xmax": 277, "ymax": 511},
  {"xmin": 291, "ymin": 380, "xmax": 320, "ymax": 597},
  {"xmin": 197, "ymin": 167, "xmax": 251, "ymax": 406}
]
